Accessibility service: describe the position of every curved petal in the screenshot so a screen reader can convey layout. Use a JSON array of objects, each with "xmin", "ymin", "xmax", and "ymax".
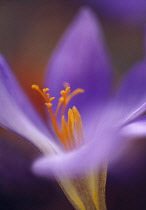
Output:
[
  {"xmin": 121, "ymin": 115, "xmax": 146, "ymax": 139},
  {"xmin": 0, "ymin": 92, "xmax": 60, "ymax": 154},
  {"xmin": 114, "ymin": 60, "xmax": 146, "ymax": 123},
  {"xmin": 45, "ymin": 8, "xmax": 113, "ymax": 118},
  {"xmin": 0, "ymin": 55, "xmax": 61, "ymax": 154},
  {"xmin": 0, "ymin": 55, "xmax": 50, "ymax": 136},
  {"xmin": 32, "ymin": 114, "xmax": 120, "ymax": 178}
]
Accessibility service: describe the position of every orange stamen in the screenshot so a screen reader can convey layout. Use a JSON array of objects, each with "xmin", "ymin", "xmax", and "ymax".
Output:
[
  {"xmin": 61, "ymin": 116, "xmax": 70, "ymax": 150},
  {"xmin": 32, "ymin": 85, "xmax": 51, "ymax": 103},
  {"xmin": 72, "ymin": 106, "xmax": 84, "ymax": 146},
  {"xmin": 67, "ymin": 88, "xmax": 84, "ymax": 104},
  {"xmin": 68, "ymin": 109, "xmax": 75, "ymax": 146},
  {"xmin": 32, "ymin": 84, "xmax": 84, "ymax": 151}
]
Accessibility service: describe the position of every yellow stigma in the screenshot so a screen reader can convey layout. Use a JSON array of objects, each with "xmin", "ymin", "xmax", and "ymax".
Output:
[{"xmin": 32, "ymin": 84, "xmax": 84, "ymax": 150}]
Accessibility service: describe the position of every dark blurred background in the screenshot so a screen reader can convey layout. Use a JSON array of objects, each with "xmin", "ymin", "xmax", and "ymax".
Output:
[{"xmin": 0, "ymin": 0, "xmax": 146, "ymax": 209}]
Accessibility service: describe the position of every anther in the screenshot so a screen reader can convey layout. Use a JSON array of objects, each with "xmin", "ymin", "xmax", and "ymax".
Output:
[
  {"xmin": 43, "ymin": 88, "xmax": 49, "ymax": 93},
  {"xmin": 32, "ymin": 84, "xmax": 84, "ymax": 151},
  {"xmin": 32, "ymin": 84, "xmax": 39, "ymax": 90}
]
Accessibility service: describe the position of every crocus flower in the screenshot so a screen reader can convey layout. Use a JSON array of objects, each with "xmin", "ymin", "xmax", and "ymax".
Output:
[
  {"xmin": 1, "ymin": 8, "xmax": 146, "ymax": 210},
  {"xmin": 82, "ymin": 0, "xmax": 146, "ymax": 25}
]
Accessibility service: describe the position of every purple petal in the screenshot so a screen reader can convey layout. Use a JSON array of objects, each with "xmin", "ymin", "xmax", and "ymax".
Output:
[
  {"xmin": 0, "ymin": 95, "xmax": 59, "ymax": 154},
  {"xmin": 0, "ymin": 55, "xmax": 60, "ymax": 154},
  {"xmin": 32, "ymin": 113, "xmax": 121, "ymax": 178},
  {"xmin": 121, "ymin": 115, "xmax": 146, "ymax": 139},
  {"xmin": 114, "ymin": 60, "xmax": 146, "ymax": 123},
  {"xmin": 0, "ymin": 55, "xmax": 50, "ymax": 136},
  {"xmin": 122, "ymin": 102, "xmax": 146, "ymax": 124},
  {"xmin": 45, "ymin": 8, "xmax": 113, "ymax": 118}
]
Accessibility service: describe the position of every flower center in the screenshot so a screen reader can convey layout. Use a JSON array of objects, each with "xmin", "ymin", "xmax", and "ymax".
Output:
[{"xmin": 32, "ymin": 83, "xmax": 84, "ymax": 151}]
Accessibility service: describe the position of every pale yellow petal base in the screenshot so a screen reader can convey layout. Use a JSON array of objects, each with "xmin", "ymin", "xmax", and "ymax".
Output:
[{"xmin": 59, "ymin": 165, "xmax": 107, "ymax": 210}]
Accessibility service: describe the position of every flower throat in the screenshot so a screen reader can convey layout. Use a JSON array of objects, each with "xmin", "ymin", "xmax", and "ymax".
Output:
[{"xmin": 32, "ymin": 84, "xmax": 84, "ymax": 151}]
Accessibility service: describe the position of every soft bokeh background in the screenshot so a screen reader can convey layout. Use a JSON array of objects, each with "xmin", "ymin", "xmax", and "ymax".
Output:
[{"xmin": 0, "ymin": 0, "xmax": 146, "ymax": 209}]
